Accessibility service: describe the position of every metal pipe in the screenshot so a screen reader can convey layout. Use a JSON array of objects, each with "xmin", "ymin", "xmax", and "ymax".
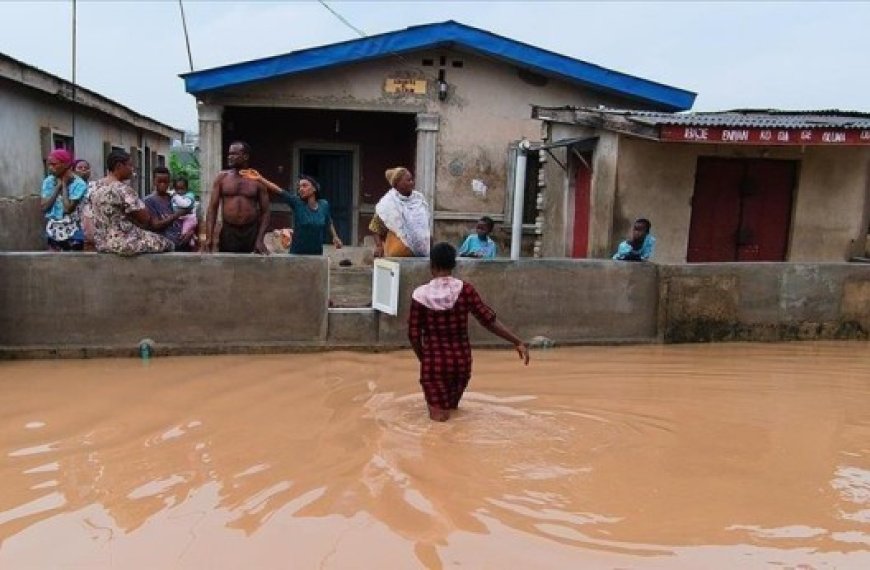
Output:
[{"xmin": 510, "ymin": 139, "xmax": 530, "ymax": 260}]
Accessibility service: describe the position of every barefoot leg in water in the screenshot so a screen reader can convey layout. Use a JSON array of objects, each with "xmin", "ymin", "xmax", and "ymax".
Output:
[{"xmin": 428, "ymin": 405, "xmax": 450, "ymax": 422}]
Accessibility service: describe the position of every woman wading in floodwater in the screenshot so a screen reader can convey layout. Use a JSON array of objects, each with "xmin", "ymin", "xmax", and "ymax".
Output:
[{"xmin": 409, "ymin": 242, "xmax": 529, "ymax": 422}]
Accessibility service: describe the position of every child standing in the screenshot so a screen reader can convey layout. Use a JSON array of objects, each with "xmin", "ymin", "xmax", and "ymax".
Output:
[
  {"xmin": 408, "ymin": 242, "xmax": 529, "ymax": 422},
  {"xmin": 458, "ymin": 216, "xmax": 497, "ymax": 258}
]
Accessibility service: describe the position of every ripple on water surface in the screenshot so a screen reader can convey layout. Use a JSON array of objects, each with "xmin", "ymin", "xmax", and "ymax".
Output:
[{"xmin": 1, "ymin": 343, "xmax": 870, "ymax": 568}]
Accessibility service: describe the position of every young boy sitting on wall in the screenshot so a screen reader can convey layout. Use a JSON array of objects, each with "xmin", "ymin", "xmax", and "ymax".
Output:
[
  {"xmin": 458, "ymin": 216, "xmax": 497, "ymax": 259},
  {"xmin": 613, "ymin": 218, "xmax": 656, "ymax": 262}
]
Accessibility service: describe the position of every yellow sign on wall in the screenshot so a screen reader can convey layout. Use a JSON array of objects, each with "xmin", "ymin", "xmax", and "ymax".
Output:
[{"xmin": 384, "ymin": 78, "xmax": 427, "ymax": 95}]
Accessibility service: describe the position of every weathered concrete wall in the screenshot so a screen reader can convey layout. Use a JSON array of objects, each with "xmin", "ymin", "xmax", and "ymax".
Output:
[
  {"xmin": 789, "ymin": 147, "xmax": 870, "ymax": 261},
  {"xmin": 0, "ymin": 254, "xmax": 328, "ymax": 354},
  {"xmin": 3, "ymin": 255, "xmax": 868, "ymax": 358},
  {"xmin": 612, "ymin": 137, "xmax": 699, "ymax": 263},
  {"xmin": 0, "ymin": 80, "xmax": 176, "ymax": 250},
  {"xmin": 0, "ymin": 196, "xmax": 43, "ymax": 251},
  {"xmin": 660, "ymin": 263, "xmax": 870, "ymax": 342},
  {"xmin": 377, "ymin": 258, "xmax": 659, "ymax": 346}
]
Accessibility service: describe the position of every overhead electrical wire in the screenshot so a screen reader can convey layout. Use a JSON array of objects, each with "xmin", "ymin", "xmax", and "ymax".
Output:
[
  {"xmin": 71, "ymin": 0, "xmax": 77, "ymax": 150},
  {"xmin": 316, "ymin": 0, "xmax": 443, "ymax": 85},
  {"xmin": 179, "ymin": 0, "xmax": 195, "ymax": 72},
  {"xmin": 317, "ymin": 0, "xmax": 367, "ymax": 38}
]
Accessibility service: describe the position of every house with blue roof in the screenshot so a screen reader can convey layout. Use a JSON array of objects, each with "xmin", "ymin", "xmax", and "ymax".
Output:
[{"xmin": 182, "ymin": 20, "xmax": 694, "ymax": 247}]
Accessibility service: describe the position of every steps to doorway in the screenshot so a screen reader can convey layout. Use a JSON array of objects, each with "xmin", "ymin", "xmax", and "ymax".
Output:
[
  {"xmin": 326, "ymin": 246, "xmax": 374, "ymax": 309},
  {"xmin": 327, "ymin": 308, "xmax": 378, "ymax": 344},
  {"xmin": 323, "ymin": 245, "xmax": 379, "ymax": 344}
]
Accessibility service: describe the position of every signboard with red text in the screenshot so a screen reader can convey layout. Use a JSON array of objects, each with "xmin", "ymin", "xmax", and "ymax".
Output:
[{"xmin": 660, "ymin": 125, "xmax": 870, "ymax": 145}]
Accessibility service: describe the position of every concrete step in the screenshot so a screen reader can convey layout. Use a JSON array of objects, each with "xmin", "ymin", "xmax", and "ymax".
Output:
[
  {"xmin": 329, "ymin": 266, "xmax": 373, "ymax": 308},
  {"xmin": 324, "ymin": 245, "xmax": 374, "ymax": 268},
  {"xmin": 327, "ymin": 308, "xmax": 378, "ymax": 344}
]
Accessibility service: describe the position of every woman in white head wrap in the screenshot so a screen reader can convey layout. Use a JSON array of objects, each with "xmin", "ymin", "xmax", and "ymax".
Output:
[{"xmin": 368, "ymin": 167, "xmax": 431, "ymax": 257}]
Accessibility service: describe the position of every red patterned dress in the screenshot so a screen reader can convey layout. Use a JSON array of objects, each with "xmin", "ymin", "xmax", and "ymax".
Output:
[{"xmin": 408, "ymin": 278, "xmax": 497, "ymax": 410}]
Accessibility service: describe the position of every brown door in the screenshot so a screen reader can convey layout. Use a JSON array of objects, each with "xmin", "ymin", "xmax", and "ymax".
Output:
[{"xmin": 687, "ymin": 157, "xmax": 796, "ymax": 262}]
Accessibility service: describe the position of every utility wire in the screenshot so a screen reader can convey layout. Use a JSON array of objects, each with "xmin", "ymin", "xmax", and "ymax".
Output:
[
  {"xmin": 316, "ymin": 0, "xmax": 442, "ymax": 85},
  {"xmin": 179, "ymin": 0, "xmax": 194, "ymax": 72},
  {"xmin": 317, "ymin": 0, "xmax": 367, "ymax": 38},
  {"xmin": 71, "ymin": 0, "xmax": 77, "ymax": 151}
]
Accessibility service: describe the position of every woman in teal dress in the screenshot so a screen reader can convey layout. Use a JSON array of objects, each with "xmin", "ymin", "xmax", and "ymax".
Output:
[{"xmin": 246, "ymin": 172, "xmax": 342, "ymax": 255}]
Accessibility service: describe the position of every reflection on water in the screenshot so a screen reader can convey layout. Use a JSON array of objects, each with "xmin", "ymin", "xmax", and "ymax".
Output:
[{"xmin": 1, "ymin": 343, "xmax": 870, "ymax": 568}]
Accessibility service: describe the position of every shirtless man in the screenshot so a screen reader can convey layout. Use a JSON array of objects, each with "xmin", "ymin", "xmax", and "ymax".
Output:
[{"xmin": 204, "ymin": 141, "xmax": 270, "ymax": 254}]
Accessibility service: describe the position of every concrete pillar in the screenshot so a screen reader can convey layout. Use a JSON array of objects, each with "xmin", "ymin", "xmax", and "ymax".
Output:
[
  {"xmin": 197, "ymin": 103, "xmax": 223, "ymax": 227},
  {"xmin": 588, "ymin": 132, "xmax": 619, "ymax": 258},
  {"xmin": 415, "ymin": 113, "xmax": 439, "ymax": 227}
]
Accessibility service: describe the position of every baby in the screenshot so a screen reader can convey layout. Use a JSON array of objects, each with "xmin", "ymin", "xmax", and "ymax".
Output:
[{"xmin": 171, "ymin": 193, "xmax": 198, "ymax": 251}]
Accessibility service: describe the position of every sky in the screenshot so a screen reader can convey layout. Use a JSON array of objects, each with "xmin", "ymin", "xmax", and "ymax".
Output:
[{"xmin": 2, "ymin": 1, "xmax": 869, "ymax": 131}]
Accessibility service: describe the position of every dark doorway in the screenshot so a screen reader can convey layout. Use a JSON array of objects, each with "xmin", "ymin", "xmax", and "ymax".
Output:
[
  {"xmin": 687, "ymin": 157, "xmax": 797, "ymax": 262},
  {"xmin": 299, "ymin": 149, "xmax": 354, "ymax": 244}
]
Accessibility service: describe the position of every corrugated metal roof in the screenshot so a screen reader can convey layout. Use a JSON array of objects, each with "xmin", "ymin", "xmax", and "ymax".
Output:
[
  {"xmin": 0, "ymin": 51, "xmax": 182, "ymax": 138},
  {"xmin": 182, "ymin": 21, "xmax": 696, "ymax": 111},
  {"xmin": 593, "ymin": 108, "xmax": 870, "ymax": 129}
]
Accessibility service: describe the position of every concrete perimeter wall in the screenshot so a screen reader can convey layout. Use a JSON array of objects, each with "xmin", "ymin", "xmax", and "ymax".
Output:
[
  {"xmin": 377, "ymin": 259, "xmax": 659, "ymax": 346},
  {"xmin": 1, "ymin": 254, "xmax": 868, "ymax": 358},
  {"xmin": 0, "ymin": 253, "xmax": 328, "ymax": 357},
  {"xmin": 660, "ymin": 263, "xmax": 870, "ymax": 342}
]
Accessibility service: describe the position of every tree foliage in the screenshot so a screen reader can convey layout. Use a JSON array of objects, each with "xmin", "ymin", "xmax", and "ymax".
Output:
[{"xmin": 169, "ymin": 151, "xmax": 201, "ymax": 196}]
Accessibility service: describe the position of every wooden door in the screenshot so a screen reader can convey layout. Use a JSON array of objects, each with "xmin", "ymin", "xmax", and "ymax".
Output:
[
  {"xmin": 735, "ymin": 159, "xmax": 796, "ymax": 261},
  {"xmin": 572, "ymin": 153, "xmax": 592, "ymax": 258},
  {"xmin": 687, "ymin": 157, "xmax": 796, "ymax": 262}
]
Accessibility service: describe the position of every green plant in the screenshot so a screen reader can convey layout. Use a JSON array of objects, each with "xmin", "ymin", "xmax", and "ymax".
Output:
[{"xmin": 169, "ymin": 151, "xmax": 201, "ymax": 196}]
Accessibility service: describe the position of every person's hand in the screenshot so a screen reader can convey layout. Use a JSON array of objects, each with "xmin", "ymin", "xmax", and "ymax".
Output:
[
  {"xmin": 373, "ymin": 243, "xmax": 384, "ymax": 258},
  {"xmin": 239, "ymin": 169, "xmax": 261, "ymax": 180},
  {"xmin": 515, "ymin": 343, "xmax": 530, "ymax": 366},
  {"xmin": 255, "ymin": 239, "xmax": 269, "ymax": 255},
  {"xmin": 200, "ymin": 239, "xmax": 213, "ymax": 253},
  {"xmin": 333, "ymin": 236, "xmax": 343, "ymax": 249}
]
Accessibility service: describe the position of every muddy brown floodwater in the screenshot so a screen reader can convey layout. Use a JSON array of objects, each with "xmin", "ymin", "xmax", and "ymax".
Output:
[{"xmin": 2, "ymin": 343, "xmax": 870, "ymax": 569}]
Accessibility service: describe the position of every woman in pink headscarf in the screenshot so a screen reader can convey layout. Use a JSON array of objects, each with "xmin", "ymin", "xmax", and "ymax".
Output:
[{"xmin": 40, "ymin": 149, "xmax": 88, "ymax": 251}]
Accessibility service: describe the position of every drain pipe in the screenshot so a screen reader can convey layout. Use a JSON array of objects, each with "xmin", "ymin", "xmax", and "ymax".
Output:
[{"xmin": 510, "ymin": 139, "xmax": 530, "ymax": 260}]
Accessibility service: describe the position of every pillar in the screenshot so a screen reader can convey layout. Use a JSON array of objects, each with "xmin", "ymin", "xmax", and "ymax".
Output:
[
  {"xmin": 197, "ymin": 103, "xmax": 223, "ymax": 230},
  {"xmin": 415, "ymin": 113, "xmax": 439, "ymax": 230}
]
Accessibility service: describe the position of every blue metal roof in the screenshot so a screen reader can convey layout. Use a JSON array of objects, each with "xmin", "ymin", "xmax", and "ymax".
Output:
[{"xmin": 181, "ymin": 21, "xmax": 696, "ymax": 111}]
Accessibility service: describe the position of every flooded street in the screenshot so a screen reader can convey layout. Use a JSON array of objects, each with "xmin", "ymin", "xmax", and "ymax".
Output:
[{"xmin": 2, "ymin": 343, "xmax": 870, "ymax": 569}]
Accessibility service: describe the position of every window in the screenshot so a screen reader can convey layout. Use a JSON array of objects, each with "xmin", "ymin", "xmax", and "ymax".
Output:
[
  {"xmin": 504, "ymin": 144, "xmax": 541, "ymax": 228},
  {"xmin": 157, "ymin": 154, "xmax": 166, "ymax": 168},
  {"xmin": 130, "ymin": 146, "xmax": 143, "ymax": 197},
  {"xmin": 40, "ymin": 128, "xmax": 74, "ymax": 171},
  {"xmin": 52, "ymin": 133, "xmax": 74, "ymax": 152}
]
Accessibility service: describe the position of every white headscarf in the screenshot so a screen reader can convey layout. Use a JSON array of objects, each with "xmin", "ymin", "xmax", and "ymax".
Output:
[{"xmin": 375, "ymin": 188, "xmax": 431, "ymax": 256}]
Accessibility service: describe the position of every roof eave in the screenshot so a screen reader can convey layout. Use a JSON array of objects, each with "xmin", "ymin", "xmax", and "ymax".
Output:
[{"xmin": 182, "ymin": 21, "xmax": 695, "ymax": 111}]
